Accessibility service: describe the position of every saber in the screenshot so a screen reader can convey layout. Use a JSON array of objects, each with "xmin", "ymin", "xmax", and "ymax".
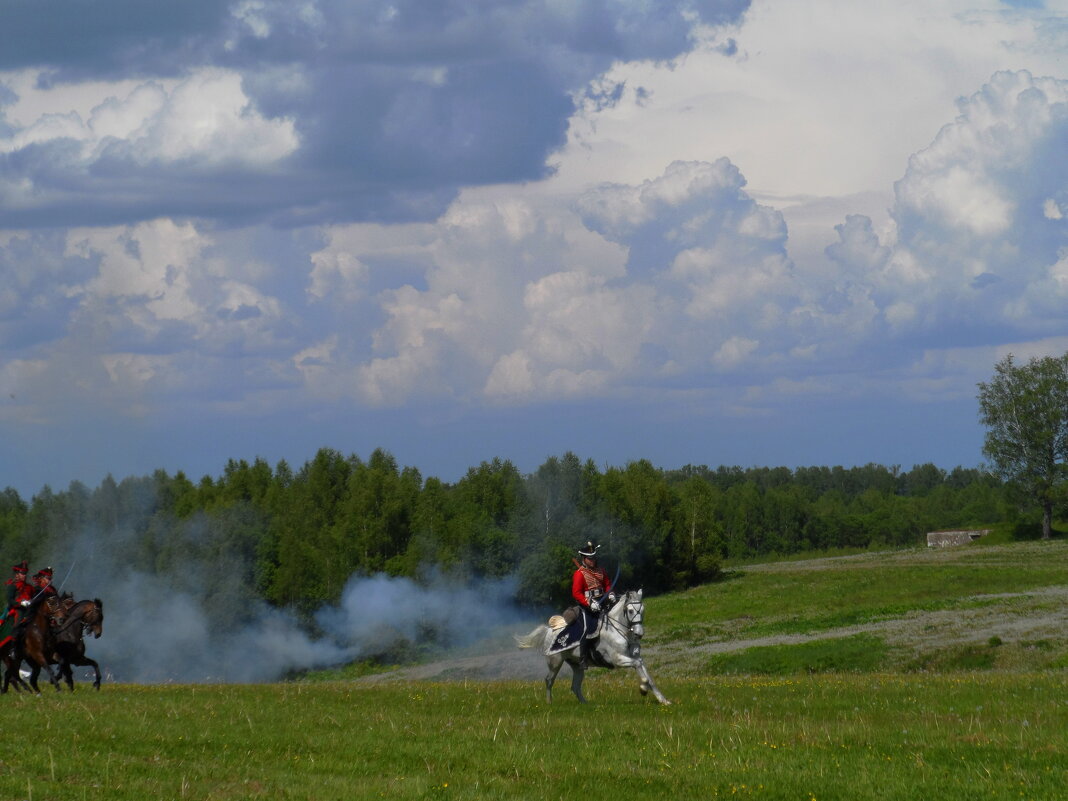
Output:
[{"xmin": 56, "ymin": 560, "xmax": 77, "ymax": 594}]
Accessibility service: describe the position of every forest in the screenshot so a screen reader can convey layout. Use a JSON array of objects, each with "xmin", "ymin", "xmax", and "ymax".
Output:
[{"xmin": 0, "ymin": 449, "xmax": 1031, "ymax": 615}]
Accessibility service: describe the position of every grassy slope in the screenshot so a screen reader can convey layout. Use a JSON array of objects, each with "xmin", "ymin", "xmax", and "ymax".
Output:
[
  {"xmin": 648, "ymin": 539, "xmax": 1068, "ymax": 673},
  {"xmin": 0, "ymin": 540, "xmax": 1063, "ymax": 801}
]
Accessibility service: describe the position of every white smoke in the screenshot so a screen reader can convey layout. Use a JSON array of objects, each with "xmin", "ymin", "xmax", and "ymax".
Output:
[
  {"xmin": 84, "ymin": 572, "xmax": 355, "ymax": 683},
  {"xmin": 35, "ymin": 480, "xmax": 530, "ymax": 684},
  {"xmin": 316, "ymin": 572, "xmax": 521, "ymax": 653},
  {"xmin": 69, "ymin": 564, "xmax": 523, "ymax": 684}
]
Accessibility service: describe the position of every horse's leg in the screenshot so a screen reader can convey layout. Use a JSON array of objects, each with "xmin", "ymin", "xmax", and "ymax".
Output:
[
  {"xmin": 44, "ymin": 662, "xmax": 62, "ymax": 692},
  {"xmin": 77, "ymin": 656, "xmax": 101, "ymax": 690},
  {"xmin": 568, "ymin": 656, "xmax": 588, "ymax": 704},
  {"xmin": 544, "ymin": 653, "xmax": 564, "ymax": 704},
  {"xmin": 27, "ymin": 652, "xmax": 61, "ymax": 693},
  {"xmin": 602, "ymin": 646, "xmax": 671, "ymax": 705},
  {"xmin": 631, "ymin": 657, "xmax": 670, "ymax": 705},
  {"xmin": 13, "ymin": 665, "xmax": 30, "ymax": 693},
  {"xmin": 66, "ymin": 655, "xmax": 101, "ymax": 690},
  {"xmin": 0, "ymin": 650, "xmax": 11, "ymax": 695},
  {"xmin": 4, "ymin": 652, "xmax": 31, "ymax": 693},
  {"xmin": 59, "ymin": 660, "xmax": 74, "ymax": 691},
  {"xmin": 0, "ymin": 642, "xmax": 14, "ymax": 694}
]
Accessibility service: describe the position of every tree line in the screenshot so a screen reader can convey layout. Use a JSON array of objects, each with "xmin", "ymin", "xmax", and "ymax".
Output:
[{"xmin": 0, "ymin": 450, "xmax": 1031, "ymax": 613}]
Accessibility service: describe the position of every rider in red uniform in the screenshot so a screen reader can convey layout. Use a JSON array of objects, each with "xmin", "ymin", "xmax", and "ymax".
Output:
[
  {"xmin": 571, "ymin": 541, "xmax": 614, "ymax": 613},
  {"xmin": 1, "ymin": 560, "xmax": 33, "ymax": 649},
  {"xmin": 31, "ymin": 568, "xmax": 58, "ymax": 602},
  {"xmin": 561, "ymin": 542, "xmax": 617, "ymax": 667}
]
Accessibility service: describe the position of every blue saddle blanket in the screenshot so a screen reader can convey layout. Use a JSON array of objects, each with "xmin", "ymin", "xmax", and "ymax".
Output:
[{"xmin": 546, "ymin": 608, "xmax": 599, "ymax": 655}]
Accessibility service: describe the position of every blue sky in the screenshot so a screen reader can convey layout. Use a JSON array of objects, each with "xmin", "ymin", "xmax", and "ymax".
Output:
[{"xmin": 3, "ymin": 0, "xmax": 1068, "ymax": 498}]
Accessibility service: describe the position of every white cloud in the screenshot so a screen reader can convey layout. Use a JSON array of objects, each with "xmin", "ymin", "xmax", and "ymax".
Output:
[
  {"xmin": 712, "ymin": 336, "xmax": 759, "ymax": 368},
  {"xmin": 484, "ymin": 350, "xmax": 536, "ymax": 400},
  {"xmin": 7, "ymin": 2, "xmax": 1068, "ymax": 495},
  {"xmin": 0, "ymin": 68, "xmax": 298, "ymax": 168},
  {"xmin": 68, "ymin": 219, "xmax": 206, "ymax": 307},
  {"xmin": 846, "ymin": 70, "xmax": 1068, "ymax": 337},
  {"xmin": 548, "ymin": 0, "xmax": 1065, "ymax": 201},
  {"xmin": 308, "ymin": 250, "xmax": 369, "ymax": 304}
]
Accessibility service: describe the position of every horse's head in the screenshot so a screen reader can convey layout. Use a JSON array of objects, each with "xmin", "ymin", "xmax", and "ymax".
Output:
[
  {"xmin": 615, "ymin": 589, "xmax": 645, "ymax": 640},
  {"xmin": 86, "ymin": 599, "xmax": 104, "ymax": 638}
]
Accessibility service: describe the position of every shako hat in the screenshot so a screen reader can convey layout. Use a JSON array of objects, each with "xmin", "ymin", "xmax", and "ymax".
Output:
[
  {"xmin": 34, "ymin": 566, "xmax": 53, "ymax": 579},
  {"xmin": 578, "ymin": 541, "xmax": 600, "ymax": 558},
  {"xmin": 12, "ymin": 560, "xmax": 27, "ymax": 574}
]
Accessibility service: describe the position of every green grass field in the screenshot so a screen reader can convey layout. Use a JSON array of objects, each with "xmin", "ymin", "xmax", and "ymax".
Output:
[{"xmin": 0, "ymin": 539, "xmax": 1064, "ymax": 801}]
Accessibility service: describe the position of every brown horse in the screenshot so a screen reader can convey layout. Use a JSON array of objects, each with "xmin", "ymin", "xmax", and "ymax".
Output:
[
  {"xmin": 3, "ymin": 596, "xmax": 63, "ymax": 693},
  {"xmin": 51, "ymin": 598, "xmax": 104, "ymax": 690}
]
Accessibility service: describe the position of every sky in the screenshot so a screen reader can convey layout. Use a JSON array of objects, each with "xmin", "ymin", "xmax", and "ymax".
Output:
[{"xmin": 3, "ymin": 0, "xmax": 1068, "ymax": 498}]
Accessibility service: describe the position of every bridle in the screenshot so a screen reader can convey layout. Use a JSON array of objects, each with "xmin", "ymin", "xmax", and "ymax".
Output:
[
  {"xmin": 52, "ymin": 601, "xmax": 101, "ymax": 638},
  {"xmin": 605, "ymin": 592, "xmax": 645, "ymax": 643}
]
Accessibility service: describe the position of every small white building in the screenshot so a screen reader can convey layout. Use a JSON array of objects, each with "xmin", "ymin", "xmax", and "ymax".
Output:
[{"xmin": 926, "ymin": 529, "xmax": 992, "ymax": 547}]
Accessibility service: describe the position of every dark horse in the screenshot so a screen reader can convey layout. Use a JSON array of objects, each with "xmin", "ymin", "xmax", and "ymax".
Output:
[
  {"xmin": 2, "ymin": 596, "xmax": 63, "ymax": 693},
  {"xmin": 51, "ymin": 598, "xmax": 104, "ymax": 690}
]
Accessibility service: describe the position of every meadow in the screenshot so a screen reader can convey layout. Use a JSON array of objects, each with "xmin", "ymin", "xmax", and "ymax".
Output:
[{"xmin": 0, "ymin": 539, "xmax": 1063, "ymax": 801}]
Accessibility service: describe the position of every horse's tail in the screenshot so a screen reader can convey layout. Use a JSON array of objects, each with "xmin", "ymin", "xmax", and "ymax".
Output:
[{"xmin": 514, "ymin": 625, "xmax": 548, "ymax": 650}]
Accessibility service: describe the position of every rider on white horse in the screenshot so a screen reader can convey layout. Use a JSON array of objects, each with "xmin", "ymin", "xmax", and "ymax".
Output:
[{"xmin": 562, "ymin": 541, "xmax": 616, "ymax": 667}]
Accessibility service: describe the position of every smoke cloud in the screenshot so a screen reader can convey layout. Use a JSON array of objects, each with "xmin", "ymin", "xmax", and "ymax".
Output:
[
  {"xmin": 66, "ymin": 569, "xmax": 524, "ymax": 684},
  {"xmin": 48, "ymin": 495, "xmax": 527, "ymax": 684}
]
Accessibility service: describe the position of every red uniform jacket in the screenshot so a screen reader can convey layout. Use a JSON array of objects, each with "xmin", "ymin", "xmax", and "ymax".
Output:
[
  {"xmin": 572, "ymin": 564, "xmax": 611, "ymax": 608},
  {"xmin": 7, "ymin": 578, "xmax": 33, "ymax": 606},
  {"xmin": 1, "ymin": 578, "xmax": 33, "ymax": 646}
]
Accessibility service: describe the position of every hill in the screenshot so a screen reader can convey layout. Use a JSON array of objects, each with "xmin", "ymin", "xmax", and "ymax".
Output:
[{"xmin": 365, "ymin": 538, "xmax": 1068, "ymax": 682}]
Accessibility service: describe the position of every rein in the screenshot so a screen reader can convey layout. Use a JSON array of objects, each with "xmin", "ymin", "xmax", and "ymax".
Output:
[
  {"xmin": 603, "ymin": 592, "xmax": 643, "ymax": 642},
  {"xmin": 52, "ymin": 603, "xmax": 97, "ymax": 636}
]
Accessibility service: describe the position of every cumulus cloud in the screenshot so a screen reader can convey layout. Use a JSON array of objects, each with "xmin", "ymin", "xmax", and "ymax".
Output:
[
  {"xmin": 329, "ymin": 69, "xmax": 1068, "ymax": 409},
  {"xmin": 0, "ymin": 219, "xmax": 302, "ymax": 425},
  {"xmin": 0, "ymin": 0, "xmax": 752, "ymax": 227},
  {"xmin": 286, "ymin": 159, "xmax": 807, "ymax": 406},
  {"xmin": 7, "ymin": 66, "xmax": 1068, "ymax": 432},
  {"xmin": 829, "ymin": 70, "xmax": 1068, "ymax": 342},
  {"xmin": 0, "ymin": 69, "xmax": 297, "ymax": 166},
  {"xmin": 0, "ymin": 69, "xmax": 300, "ymax": 227}
]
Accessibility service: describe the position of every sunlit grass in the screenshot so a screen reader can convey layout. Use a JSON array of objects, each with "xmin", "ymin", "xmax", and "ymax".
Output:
[
  {"xmin": 650, "ymin": 540, "xmax": 1068, "ymax": 654},
  {"xmin": 1, "ymin": 540, "xmax": 1062, "ymax": 800},
  {"xmin": 0, "ymin": 674, "xmax": 1062, "ymax": 800}
]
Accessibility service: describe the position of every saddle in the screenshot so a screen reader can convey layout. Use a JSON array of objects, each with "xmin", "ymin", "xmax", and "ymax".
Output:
[{"xmin": 545, "ymin": 607, "xmax": 605, "ymax": 656}]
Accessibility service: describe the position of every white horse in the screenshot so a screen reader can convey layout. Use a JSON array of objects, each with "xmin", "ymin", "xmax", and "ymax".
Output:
[{"xmin": 515, "ymin": 589, "xmax": 670, "ymax": 704}]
